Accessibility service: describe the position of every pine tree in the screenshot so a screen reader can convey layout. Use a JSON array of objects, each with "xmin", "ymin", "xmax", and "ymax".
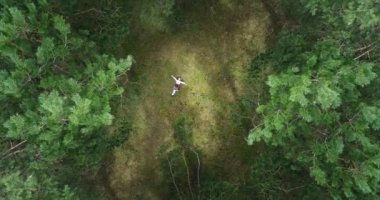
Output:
[
  {"xmin": 0, "ymin": 1, "xmax": 132, "ymax": 198},
  {"xmin": 248, "ymin": 0, "xmax": 380, "ymax": 198}
]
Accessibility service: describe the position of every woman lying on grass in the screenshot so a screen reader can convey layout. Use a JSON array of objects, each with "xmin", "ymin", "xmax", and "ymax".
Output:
[{"xmin": 171, "ymin": 75, "xmax": 187, "ymax": 96}]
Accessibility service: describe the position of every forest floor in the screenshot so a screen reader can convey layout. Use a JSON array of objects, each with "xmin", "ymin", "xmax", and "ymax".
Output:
[{"xmin": 105, "ymin": 1, "xmax": 275, "ymax": 199}]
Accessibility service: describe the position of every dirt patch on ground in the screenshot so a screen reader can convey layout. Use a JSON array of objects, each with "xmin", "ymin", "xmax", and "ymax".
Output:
[{"xmin": 106, "ymin": 1, "xmax": 273, "ymax": 199}]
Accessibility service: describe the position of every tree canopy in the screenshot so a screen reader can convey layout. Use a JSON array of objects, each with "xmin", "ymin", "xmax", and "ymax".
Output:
[
  {"xmin": 0, "ymin": 1, "xmax": 132, "ymax": 198},
  {"xmin": 248, "ymin": 0, "xmax": 380, "ymax": 198}
]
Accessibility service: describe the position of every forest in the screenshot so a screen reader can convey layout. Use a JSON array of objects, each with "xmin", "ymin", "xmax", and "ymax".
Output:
[{"xmin": 0, "ymin": 0, "xmax": 379, "ymax": 199}]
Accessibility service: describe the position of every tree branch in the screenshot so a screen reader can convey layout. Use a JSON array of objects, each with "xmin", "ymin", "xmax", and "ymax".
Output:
[
  {"xmin": 182, "ymin": 151, "xmax": 194, "ymax": 200},
  {"xmin": 277, "ymin": 185, "xmax": 305, "ymax": 193},
  {"xmin": 167, "ymin": 156, "xmax": 182, "ymax": 200},
  {"xmin": 73, "ymin": 8, "xmax": 105, "ymax": 16},
  {"xmin": 355, "ymin": 42, "xmax": 375, "ymax": 52},
  {"xmin": 2, "ymin": 149, "xmax": 25, "ymax": 159},
  {"xmin": 2, "ymin": 140, "xmax": 27, "ymax": 156},
  {"xmin": 189, "ymin": 148, "xmax": 200, "ymax": 191},
  {"xmin": 354, "ymin": 46, "xmax": 377, "ymax": 60}
]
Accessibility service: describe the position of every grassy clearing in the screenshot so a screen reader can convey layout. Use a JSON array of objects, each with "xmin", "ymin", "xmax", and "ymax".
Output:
[{"xmin": 105, "ymin": 0, "xmax": 274, "ymax": 199}]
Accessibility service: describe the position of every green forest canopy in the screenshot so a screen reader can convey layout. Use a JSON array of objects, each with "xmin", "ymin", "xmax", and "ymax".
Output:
[{"xmin": 0, "ymin": 0, "xmax": 379, "ymax": 199}]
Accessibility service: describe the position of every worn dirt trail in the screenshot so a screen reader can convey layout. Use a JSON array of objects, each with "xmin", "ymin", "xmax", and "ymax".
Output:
[{"xmin": 106, "ymin": 1, "xmax": 274, "ymax": 199}]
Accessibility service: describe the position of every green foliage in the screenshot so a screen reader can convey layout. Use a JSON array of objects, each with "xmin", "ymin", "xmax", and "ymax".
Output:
[
  {"xmin": 248, "ymin": 147, "xmax": 328, "ymax": 199},
  {"xmin": 53, "ymin": 15, "xmax": 70, "ymax": 36},
  {"xmin": 161, "ymin": 147, "xmax": 199, "ymax": 200},
  {"xmin": 355, "ymin": 63, "xmax": 377, "ymax": 86},
  {"xmin": 248, "ymin": 0, "xmax": 380, "ymax": 198},
  {"xmin": 173, "ymin": 114, "xmax": 194, "ymax": 146},
  {"xmin": 0, "ymin": 172, "xmax": 78, "ymax": 200},
  {"xmin": 248, "ymin": 20, "xmax": 380, "ymax": 200},
  {"xmin": 302, "ymin": 0, "xmax": 380, "ymax": 30},
  {"xmin": 198, "ymin": 181, "xmax": 239, "ymax": 200},
  {"xmin": 50, "ymin": 0, "xmax": 130, "ymax": 51},
  {"xmin": 133, "ymin": 0, "xmax": 175, "ymax": 32},
  {"xmin": 281, "ymin": 0, "xmax": 380, "ymax": 64},
  {"xmin": 0, "ymin": 1, "xmax": 132, "ymax": 198}
]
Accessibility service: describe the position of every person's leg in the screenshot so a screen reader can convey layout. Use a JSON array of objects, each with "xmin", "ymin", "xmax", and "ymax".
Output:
[{"xmin": 172, "ymin": 85, "xmax": 177, "ymax": 96}]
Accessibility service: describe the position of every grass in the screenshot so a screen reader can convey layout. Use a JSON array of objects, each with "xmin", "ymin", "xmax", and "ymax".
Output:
[{"xmin": 105, "ymin": 0, "xmax": 275, "ymax": 199}]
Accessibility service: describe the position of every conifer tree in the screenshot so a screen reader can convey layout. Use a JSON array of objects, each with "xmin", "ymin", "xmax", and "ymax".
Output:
[
  {"xmin": 248, "ymin": 0, "xmax": 380, "ymax": 198},
  {"xmin": 0, "ymin": 1, "xmax": 132, "ymax": 198}
]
